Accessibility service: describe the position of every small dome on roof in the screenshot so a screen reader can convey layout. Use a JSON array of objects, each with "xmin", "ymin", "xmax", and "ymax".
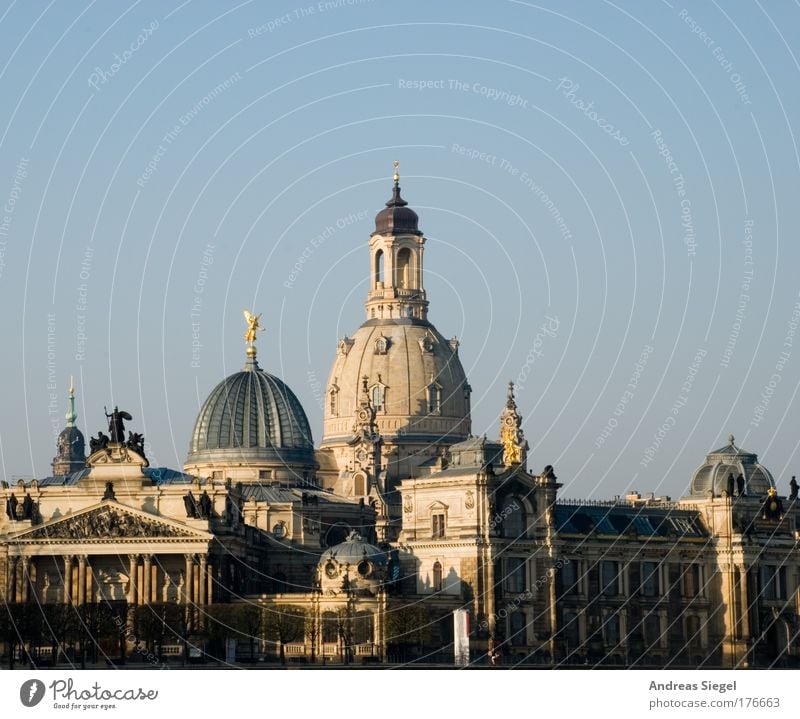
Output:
[
  {"xmin": 320, "ymin": 530, "xmax": 387, "ymax": 566},
  {"xmin": 373, "ymin": 177, "xmax": 421, "ymax": 236},
  {"xmin": 688, "ymin": 434, "xmax": 774, "ymax": 497}
]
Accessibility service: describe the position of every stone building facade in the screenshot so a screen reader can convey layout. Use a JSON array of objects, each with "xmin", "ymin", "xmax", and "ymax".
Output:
[{"xmin": 1, "ymin": 170, "xmax": 799, "ymax": 667}]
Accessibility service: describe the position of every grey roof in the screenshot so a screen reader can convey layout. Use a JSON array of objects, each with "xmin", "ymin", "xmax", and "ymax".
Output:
[
  {"xmin": 28, "ymin": 469, "xmax": 90, "ymax": 487},
  {"xmin": 239, "ymin": 485, "xmax": 363, "ymax": 506},
  {"xmin": 556, "ymin": 504, "xmax": 707, "ymax": 538},
  {"xmin": 187, "ymin": 357, "xmax": 315, "ymax": 466},
  {"xmin": 320, "ymin": 531, "xmax": 388, "ymax": 565},
  {"xmin": 144, "ymin": 467, "xmax": 196, "ymax": 485}
]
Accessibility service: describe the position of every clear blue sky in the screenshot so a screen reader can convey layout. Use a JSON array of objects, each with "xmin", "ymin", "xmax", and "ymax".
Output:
[{"xmin": 0, "ymin": 0, "xmax": 798, "ymax": 500}]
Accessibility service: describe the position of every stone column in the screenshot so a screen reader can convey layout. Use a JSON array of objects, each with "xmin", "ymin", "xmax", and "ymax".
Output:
[
  {"xmin": 198, "ymin": 555, "xmax": 208, "ymax": 605},
  {"xmin": 184, "ymin": 554, "xmax": 194, "ymax": 605},
  {"xmin": 142, "ymin": 555, "xmax": 152, "ymax": 606},
  {"xmin": 151, "ymin": 560, "xmax": 160, "ymax": 603},
  {"xmin": 20, "ymin": 557, "xmax": 31, "ymax": 603},
  {"xmin": 77, "ymin": 556, "xmax": 87, "ymax": 605},
  {"xmin": 6, "ymin": 556, "xmax": 18, "ymax": 603},
  {"xmin": 127, "ymin": 554, "xmax": 138, "ymax": 605},
  {"xmin": 206, "ymin": 560, "xmax": 213, "ymax": 605},
  {"xmin": 63, "ymin": 555, "xmax": 73, "ymax": 604},
  {"xmin": 86, "ymin": 562, "xmax": 95, "ymax": 604}
]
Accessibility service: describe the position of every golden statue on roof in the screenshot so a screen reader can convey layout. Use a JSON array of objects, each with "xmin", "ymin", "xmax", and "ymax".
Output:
[{"xmin": 243, "ymin": 309, "xmax": 263, "ymax": 357}]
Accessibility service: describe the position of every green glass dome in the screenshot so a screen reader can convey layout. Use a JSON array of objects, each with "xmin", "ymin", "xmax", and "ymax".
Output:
[{"xmin": 187, "ymin": 357, "xmax": 315, "ymax": 467}]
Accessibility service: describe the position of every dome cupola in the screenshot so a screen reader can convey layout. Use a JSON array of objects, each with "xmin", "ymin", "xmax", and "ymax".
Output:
[
  {"xmin": 52, "ymin": 379, "xmax": 86, "ymax": 476},
  {"xmin": 318, "ymin": 531, "xmax": 388, "ymax": 594},
  {"xmin": 372, "ymin": 160, "xmax": 421, "ymax": 236},
  {"xmin": 185, "ymin": 311, "xmax": 317, "ymax": 484},
  {"xmin": 688, "ymin": 434, "xmax": 774, "ymax": 498}
]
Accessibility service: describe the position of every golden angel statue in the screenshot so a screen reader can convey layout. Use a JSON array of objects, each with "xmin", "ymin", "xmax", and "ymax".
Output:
[{"xmin": 243, "ymin": 309, "xmax": 263, "ymax": 344}]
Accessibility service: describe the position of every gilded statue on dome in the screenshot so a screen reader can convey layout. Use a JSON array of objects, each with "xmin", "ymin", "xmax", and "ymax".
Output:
[{"xmin": 243, "ymin": 310, "xmax": 263, "ymax": 357}]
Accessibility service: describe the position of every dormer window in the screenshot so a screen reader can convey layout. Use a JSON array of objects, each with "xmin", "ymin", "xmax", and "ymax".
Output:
[
  {"xmin": 329, "ymin": 384, "xmax": 339, "ymax": 416},
  {"xmin": 374, "ymin": 335, "xmax": 390, "ymax": 354},
  {"xmin": 427, "ymin": 382, "xmax": 442, "ymax": 415},
  {"xmin": 371, "ymin": 385, "xmax": 385, "ymax": 411}
]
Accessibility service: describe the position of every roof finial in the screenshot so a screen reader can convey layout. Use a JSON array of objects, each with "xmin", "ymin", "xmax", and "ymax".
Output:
[
  {"xmin": 393, "ymin": 159, "xmax": 400, "ymax": 185},
  {"xmin": 65, "ymin": 376, "xmax": 77, "ymax": 427},
  {"xmin": 729, "ymin": 433, "xmax": 735, "ymax": 446},
  {"xmin": 243, "ymin": 309, "xmax": 263, "ymax": 364}
]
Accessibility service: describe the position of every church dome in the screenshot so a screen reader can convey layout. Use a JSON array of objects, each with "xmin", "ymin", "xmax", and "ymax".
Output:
[
  {"xmin": 186, "ymin": 356, "xmax": 316, "ymax": 472},
  {"xmin": 688, "ymin": 434, "xmax": 774, "ymax": 498},
  {"xmin": 322, "ymin": 319, "xmax": 471, "ymax": 447}
]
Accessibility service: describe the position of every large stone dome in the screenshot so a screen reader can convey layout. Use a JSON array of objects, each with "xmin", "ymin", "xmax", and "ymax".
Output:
[
  {"xmin": 322, "ymin": 317, "xmax": 471, "ymax": 447},
  {"xmin": 185, "ymin": 356, "xmax": 317, "ymax": 480},
  {"xmin": 688, "ymin": 434, "xmax": 774, "ymax": 498}
]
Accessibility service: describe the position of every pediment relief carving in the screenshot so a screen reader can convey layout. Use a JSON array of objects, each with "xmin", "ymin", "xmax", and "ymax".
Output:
[{"xmin": 17, "ymin": 504, "xmax": 202, "ymax": 541}]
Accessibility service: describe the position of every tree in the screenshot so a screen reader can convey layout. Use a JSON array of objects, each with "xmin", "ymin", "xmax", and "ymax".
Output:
[
  {"xmin": 386, "ymin": 604, "xmax": 432, "ymax": 662},
  {"xmin": 262, "ymin": 605, "xmax": 306, "ymax": 664}
]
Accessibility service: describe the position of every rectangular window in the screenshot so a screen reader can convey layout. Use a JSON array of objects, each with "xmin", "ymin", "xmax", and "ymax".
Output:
[
  {"xmin": 558, "ymin": 560, "xmax": 579, "ymax": 596},
  {"xmin": 683, "ymin": 564, "xmax": 701, "ymax": 598},
  {"xmin": 641, "ymin": 562, "xmax": 660, "ymax": 597},
  {"xmin": 601, "ymin": 561, "xmax": 619, "ymax": 596},
  {"xmin": 760, "ymin": 566, "xmax": 787, "ymax": 600},
  {"xmin": 644, "ymin": 613, "xmax": 662, "ymax": 647},
  {"xmin": 505, "ymin": 557, "xmax": 526, "ymax": 593},
  {"xmin": 603, "ymin": 612, "xmax": 620, "ymax": 646},
  {"xmin": 258, "ymin": 470, "xmax": 270, "ymax": 480},
  {"xmin": 432, "ymin": 513, "xmax": 445, "ymax": 539}
]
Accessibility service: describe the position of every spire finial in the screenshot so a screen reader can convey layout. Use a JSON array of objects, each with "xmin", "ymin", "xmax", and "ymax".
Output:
[
  {"xmin": 243, "ymin": 309, "xmax": 263, "ymax": 363},
  {"xmin": 507, "ymin": 380, "xmax": 517, "ymax": 409},
  {"xmin": 393, "ymin": 160, "xmax": 399, "ymax": 185},
  {"xmin": 65, "ymin": 377, "xmax": 77, "ymax": 427}
]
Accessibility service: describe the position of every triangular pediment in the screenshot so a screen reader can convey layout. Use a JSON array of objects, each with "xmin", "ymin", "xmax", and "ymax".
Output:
[{"xmin": 9, "ymin": 500, "xmax": 212, "ymax": 542}]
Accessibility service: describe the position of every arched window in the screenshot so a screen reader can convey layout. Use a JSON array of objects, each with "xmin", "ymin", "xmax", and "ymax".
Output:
[
  {"xmin": 371, "ymin": 385, "xmax": 385, "ymax": 410},
  {"xmin": 329, "ymin": 388, "xmax": 338, "ymax": 416},
  {"xmin": 322, "ymin": 611, "xmax": 338, "ymax": 644},
  {"xmin": 374, "ymin": 250, "xmax": 384, "ymax": 285},
  {"xmin": 396, "ymin": 248, "xmax": 411, "ymax": 287},
  {"xmin": 353, "ymin": 611, "xmax": 374, "ymax": 645},
  {"xmin": 325, "ymin": 523, "xmax": 350, "ymax": 547},
  {"xmin": 427, "ymin": 384, "xmax": 441, "ymax": 414},
  {"xmin": 353, "ymin": 473, "xmax": 366, "ymax": 496},
  {"xmin": 432, "ymin": 561, "xmax": 443, "ymax": 591},
  {"xmin": 273, "ymin": 571, "xmax": 288, "ymax": 593}
]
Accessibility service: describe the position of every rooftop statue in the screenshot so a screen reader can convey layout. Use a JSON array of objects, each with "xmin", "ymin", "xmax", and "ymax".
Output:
[{"xmin": 104, "ymin": 406, "xmax": 133, "ymax": 444}]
